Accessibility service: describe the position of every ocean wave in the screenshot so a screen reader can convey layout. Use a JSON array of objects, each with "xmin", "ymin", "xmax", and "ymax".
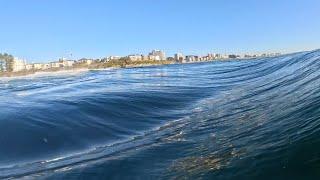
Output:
[{"xmin": 0, "ymin": 50, "xmax": 320, "ymax": 179}]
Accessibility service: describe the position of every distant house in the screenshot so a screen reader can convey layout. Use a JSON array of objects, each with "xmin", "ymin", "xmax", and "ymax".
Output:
[
  {"xmin": 11, "ymin": 58, "xmax": 26, "ymax": 72},
  {"xmin": 185, "ymin": 55, "xmax": 198, "ymax": 62},
  {"xmin": 32, "ymin": 63, "xmax": 43, "ymax": 70},
  {"xmin": 207, "ymin": 54, "xmax": 214, "ymax": 60},
  {"xmin": 78, "ymin": 58, "xmax": 93, "ymax": 65},
  {"xmin": 228, "ymin": 55, "xmax": 239, "ymax": 59},
  {"xmin": 128, "ymin": 54, "xmax": 142, "ymax": 61},
  {"xmin": 149, "ymin": 50, "xmax": 166, "ymax": 60},
  {"xmin": 109, "ymin": 56, "xmax": 121, "ymax": 61},
  {"xmin": 174, "ymin": 53, "xmax": 184, "ymax": 62},
  {"xmin": 221, "ymin": 54, "xmax": 229, "ymax": 59},
  {"xmin": 213, "ymin": 54, "xmax": 222, "ymax": 59},
  {"xmin": 62, "ymin": 60, "xmax": 75, "ymax": 67},
  {"xmin": 50, "ymin": 62, "xmax": 62, "ymax": 68},
  {"xmin": 166, "ymin": 57, "xmax": 175, "ymax": 61},
  {"xmin": 25, "ymin": 64, "xmax": 33, "ymax": 71},
  {"xmin": 41, "ymin": 63, "xmax": 51, "ymax": 70},
  {"xmin": 148, "ymin": 55, "xmax": 161, "ymax": 61},
  {"xmin": 25, "ymin": 62, "xmax": 50, "ymax": 71},
  {"xmin": 57, "ymin": 58, "xmax": 75, "ymax": 67},
  {"xmin": 142, "ymin": 55, "xmax": 150, "ymax": 61}
]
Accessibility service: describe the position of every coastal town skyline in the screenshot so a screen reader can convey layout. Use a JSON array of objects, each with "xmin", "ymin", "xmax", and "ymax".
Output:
[
  {"xmin": 1, "ymin": 0, "xmax": 319, "ymax": 62},
  {"xmin": 0, "ymin": 49, "xmax": 283, "ymax": 75},
  {"xmin": 1, "ymin": 49, "xmax": 285, "ymax": 64}
]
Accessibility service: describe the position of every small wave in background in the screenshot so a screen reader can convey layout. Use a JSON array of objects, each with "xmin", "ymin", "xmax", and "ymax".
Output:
[{"xmin": 0, "ymin": 50, "xmax": 320, "ymax": 179}]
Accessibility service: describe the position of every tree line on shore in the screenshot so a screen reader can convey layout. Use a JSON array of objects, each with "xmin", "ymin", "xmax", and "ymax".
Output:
[
  {"xmin": 85, "ymin": 57, "xmax": 172, "ymax": 69},
  {"xmin": 0, "ymin": 53, "xmax": 14, "ymax": 72}
]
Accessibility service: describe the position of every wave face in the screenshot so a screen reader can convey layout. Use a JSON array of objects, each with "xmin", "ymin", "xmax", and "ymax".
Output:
[{"xmin": 1, "ymin": 50, "xmax": 320, "ymax": 179}]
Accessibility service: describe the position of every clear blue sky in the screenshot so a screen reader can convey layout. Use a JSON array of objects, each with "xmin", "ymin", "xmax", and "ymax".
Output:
[{"xmin": 1, "ymin": 0, "xmax": 320, "ymax": 62}]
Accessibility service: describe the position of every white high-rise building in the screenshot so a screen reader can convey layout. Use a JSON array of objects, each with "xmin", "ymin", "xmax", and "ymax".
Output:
[
  {"xmin": 149, "ymin": 50, "xmax": 166, "ymax": 61},
  {"xmin": 174, "ymin": 53, "xmax": 184, "ymax": 62},
  {"xmin": 12, "ymin": 58, "xmax": 26, "ymax": 72}
]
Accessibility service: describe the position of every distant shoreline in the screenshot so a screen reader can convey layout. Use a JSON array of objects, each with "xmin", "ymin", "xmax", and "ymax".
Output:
[
  {"xmin": 1, "ymin": 48, "xmax": 286, "ymax": 79},
  {"xmin": 0, "ymin": 60, "xmax": 175, "ymax": 78},
  {"xmin": 0, "ymin": 54, "xmax": 284, "ymax": 78}
]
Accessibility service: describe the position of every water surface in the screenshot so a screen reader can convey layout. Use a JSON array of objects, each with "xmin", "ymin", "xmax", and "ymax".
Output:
[{"xmin": 1, "ymin": 50, "xmax": 320, "ymax": 179}]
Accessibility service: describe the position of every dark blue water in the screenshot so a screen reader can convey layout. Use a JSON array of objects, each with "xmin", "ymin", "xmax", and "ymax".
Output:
[{"xmin": 1, "ymin": 50, "xmax": 320, "ymax": 179}]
